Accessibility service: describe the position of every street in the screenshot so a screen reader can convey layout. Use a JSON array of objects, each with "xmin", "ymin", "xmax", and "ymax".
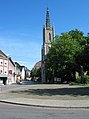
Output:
[
  {"xmin": 0, "ymin": 102, "xmax": 89, "ymax": 119},
  {"xmin": 0, "ymin": 80, "xmax": 36, "ymax": 92}
]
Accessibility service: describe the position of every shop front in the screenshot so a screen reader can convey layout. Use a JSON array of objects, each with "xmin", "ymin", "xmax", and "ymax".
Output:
[{"xmin": 0, "ymin": 74, "xmax": 7, "ymax": 85}]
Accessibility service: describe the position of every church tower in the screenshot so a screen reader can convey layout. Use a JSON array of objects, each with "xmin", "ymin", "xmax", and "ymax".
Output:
[{"xmin": 41, "ymin": 8, "xmax": 54, "ymax": 83}]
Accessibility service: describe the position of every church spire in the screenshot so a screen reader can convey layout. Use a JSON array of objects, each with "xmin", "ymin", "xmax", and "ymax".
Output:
[{"xmin": 46, "ymin": 8, "xmax": 50, "ymax": 29}]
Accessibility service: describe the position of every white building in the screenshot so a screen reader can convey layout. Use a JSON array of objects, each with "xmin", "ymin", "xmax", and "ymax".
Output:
[
  {"xmin": 15, "ymin": 63, "xmax": 26, "ymax": 81},
  {"xmin": 21, "ymin": 66, "xmax": 26, "ymax": 80}
]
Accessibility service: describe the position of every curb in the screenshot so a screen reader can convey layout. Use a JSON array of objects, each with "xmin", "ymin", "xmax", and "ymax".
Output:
[{"xmin": 0, "ymin": 100, "xmax": 89, "ymax": 109}]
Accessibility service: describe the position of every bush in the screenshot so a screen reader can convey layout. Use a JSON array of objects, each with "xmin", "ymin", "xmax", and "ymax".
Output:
[
  {"xmin": 76, "ymin": 75, "xmax": 89, "ymax": 84},
  {"xmin": 75, "ymin": 76, "xmax": 81, "ymax": 84},
  {"xmin": 82, "ymin": 75, "xmax": 89, "ymax": 84},
  {"xmin": 69, "ymin": 82, "xmax": 78, "ymax": 85}
]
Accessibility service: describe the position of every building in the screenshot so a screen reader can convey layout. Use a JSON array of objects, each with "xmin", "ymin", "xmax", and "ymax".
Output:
[
  {"xmin": 41, "ymin": 8, "xmax": 54, "ymax": 83},
  {"xmin": 14, "ymin": 62, "xmax": 22, "ymax": 83},
  {"xmin": 21, "ymin": 66, "xmax": 26, "ymax": 80},
  {"xmin": 0, "ymin": 50, "xmax": 16, "ymax": 85},
  {"xmin": 21, "ymin": 66, "xmax": 31, "ymax": 80},
  {"xmin": 15, "ymin": 62, "xmax": 30, "ymax": 82},
  {"xmin": 34, "ymin": 61, "xmax": 41, "ymax": 70},
  {"xmin": 25, "ymin": 68, "xmax": 30, "ymax": 79}
]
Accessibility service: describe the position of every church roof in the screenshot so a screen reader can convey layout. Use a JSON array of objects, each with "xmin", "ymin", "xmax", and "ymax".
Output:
[{"xmin": 46, "ymin": 8, "xmax": 51, "ymax": 29}]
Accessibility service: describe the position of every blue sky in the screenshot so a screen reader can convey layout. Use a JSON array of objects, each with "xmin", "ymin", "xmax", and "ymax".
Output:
[{"xmin": 0, "ymin": 0, "xmax": 89, "ymax": 70}]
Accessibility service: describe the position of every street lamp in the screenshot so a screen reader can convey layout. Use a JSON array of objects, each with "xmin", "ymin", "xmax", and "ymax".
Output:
[{"xmin": 80, "ymin": 65, "xmax": 83, "ymax": 84}]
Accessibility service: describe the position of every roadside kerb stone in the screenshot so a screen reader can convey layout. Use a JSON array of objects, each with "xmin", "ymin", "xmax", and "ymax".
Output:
[{"xmin": 1, "ymin": 98, "xmax": 89, "ymax": 108}]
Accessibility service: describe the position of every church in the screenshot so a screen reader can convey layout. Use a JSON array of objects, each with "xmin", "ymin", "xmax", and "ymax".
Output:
[{"xmin": 41, "ymin": 8, "xmax": 54, "ymax": 83}]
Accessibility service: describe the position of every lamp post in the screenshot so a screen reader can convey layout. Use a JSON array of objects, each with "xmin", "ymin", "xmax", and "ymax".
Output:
[{"xmin": 80, "ymin": 65, "xmax": 83, "ymax": 84}]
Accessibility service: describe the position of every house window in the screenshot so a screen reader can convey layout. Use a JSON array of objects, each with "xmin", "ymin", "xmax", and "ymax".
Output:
[
  {"xmin": 9, "ymin": 70, "xmax": 12, "ymax": 75},
  {"xmin": 0, "ymin": 70, "xmax": 2, "ymax": 74},
  {"xmin": 4, "ymin": 62, "xmax": 7, "ymax": 67}
]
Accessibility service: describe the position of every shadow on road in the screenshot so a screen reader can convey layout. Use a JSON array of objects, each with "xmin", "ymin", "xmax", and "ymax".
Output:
[
  {"xmin": 11, "ymin": 86, "xmax": 89, "ymax": 97},
  {"xmin": 20, "ymin": 80, "xmax": 42, "ymax": 85}
]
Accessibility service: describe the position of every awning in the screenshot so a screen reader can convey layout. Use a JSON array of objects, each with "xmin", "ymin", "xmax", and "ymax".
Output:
[{"xmin": 0, "ymin": 74, "xmax": 8, "ymax": 78}]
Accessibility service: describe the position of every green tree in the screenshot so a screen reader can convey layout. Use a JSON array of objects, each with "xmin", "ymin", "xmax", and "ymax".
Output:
[
  {"xmin": 46, "ymin": 29, "xmax": 86, "ymax": 83},
  {"xmin": 75, "ymin": 43, "xmax": 89, "ymax": 73},
  {"xmin": 30, "ymin": 68, "xmax": 41, "ymax": 81}
]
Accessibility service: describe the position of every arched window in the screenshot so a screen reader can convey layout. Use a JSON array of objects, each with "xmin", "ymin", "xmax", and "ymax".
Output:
[{"xmin": 49, "ymin": 33, "xmax": 51, "ymax": 41}]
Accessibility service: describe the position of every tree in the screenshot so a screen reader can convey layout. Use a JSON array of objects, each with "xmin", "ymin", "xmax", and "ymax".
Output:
[
  {"xmin": 69, "ymin": 29, "xmax": 84, "ymax": 40},
  {"xmin": 75, "ymin": 43, "xmax": 89, "ymax": 73},
  {"xmin": 46, "ymin": 29, "xmax": 86, "ymax": 83},
  {"xmin": 30, "ymin": 68, "xmax": 41, "ymax": 81}
]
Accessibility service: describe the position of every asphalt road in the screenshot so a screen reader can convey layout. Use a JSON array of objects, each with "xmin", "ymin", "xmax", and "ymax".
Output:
[
  {"xmin": 0, "ymin": 103, "xmax": 89, "ymax": 119},
  {"xmin": 0, "ymin": 80, "xmax": 36, "ymax": 92}
]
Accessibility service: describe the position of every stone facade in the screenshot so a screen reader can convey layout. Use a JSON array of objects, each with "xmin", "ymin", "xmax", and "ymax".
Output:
[{"xmin": 41, "ymin": 8, "xmax": 54, "ymax": 83}]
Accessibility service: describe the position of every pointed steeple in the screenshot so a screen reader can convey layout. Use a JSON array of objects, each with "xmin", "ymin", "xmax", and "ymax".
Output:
[{"xmin": 46, "ymin": 8, "xmax": 50, "ymax": 29}]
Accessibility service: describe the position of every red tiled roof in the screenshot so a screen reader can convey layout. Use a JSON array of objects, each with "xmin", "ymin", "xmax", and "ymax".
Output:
[{"xmin": 34, "ymin": 61, "xmax": 42, "ymax": 69}]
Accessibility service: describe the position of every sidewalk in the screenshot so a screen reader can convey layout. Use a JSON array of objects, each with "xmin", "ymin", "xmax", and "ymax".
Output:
[{"xmin": 0, "ymin": 84, "xmax": 89, "ymax": 108}]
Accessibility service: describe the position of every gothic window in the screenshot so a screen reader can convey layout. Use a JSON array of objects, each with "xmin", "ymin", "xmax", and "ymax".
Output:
[{"xmin": 49, "ymin": 33, "xmax": 51, "ymax": 42}]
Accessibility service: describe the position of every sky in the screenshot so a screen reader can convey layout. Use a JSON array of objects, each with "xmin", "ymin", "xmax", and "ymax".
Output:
[{"xmin": 0, "ymin": 0, "xmax": 89, "ymax": 70}]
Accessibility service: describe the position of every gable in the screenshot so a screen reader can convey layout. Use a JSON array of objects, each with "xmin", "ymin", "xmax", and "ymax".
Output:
[{"xmin": 0, "ymin": 50, "xmax": 7, "ymax": 59}]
